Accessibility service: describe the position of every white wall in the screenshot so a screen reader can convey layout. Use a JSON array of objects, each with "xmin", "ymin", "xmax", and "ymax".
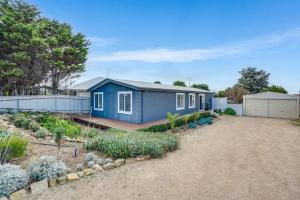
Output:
[
  {"xmin": 212, "ymin": 97, "xmax": 243, "ymax": 116},
  {"xmin": 0, "ymin": 95, "xmax": 91, "ymax": 113}
]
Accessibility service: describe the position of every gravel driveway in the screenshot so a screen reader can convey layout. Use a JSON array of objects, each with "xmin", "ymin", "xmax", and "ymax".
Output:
[{"xmin": 28, "ymin": 116, "xmax": 300, "ymax": 200}]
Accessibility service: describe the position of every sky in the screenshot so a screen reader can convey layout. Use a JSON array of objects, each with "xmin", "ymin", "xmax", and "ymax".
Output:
[{"xmin": 28, "ymin": 0, "xmax": 300, "ymax": 93}]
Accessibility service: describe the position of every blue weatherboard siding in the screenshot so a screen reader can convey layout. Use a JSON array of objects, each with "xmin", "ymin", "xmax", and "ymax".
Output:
[
  {"xmin": 142, "ymin": 91, "xmax": 211, "ymax": 123},
  {"xmin": 90, "ymin": 81, "xmax": 213, "ymax": 123},
  {"xmin": 91, "ymin": 82, "xmax": 142, "ymax": 123}
]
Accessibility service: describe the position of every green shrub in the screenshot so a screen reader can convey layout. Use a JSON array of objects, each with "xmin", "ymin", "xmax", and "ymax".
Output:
[
  {"xmin": 14, "ymin": 114, "xmax": 30, "ymax": 129},
  {"xmin": 138, "ymin": 123, "xmax": 170, "ymax": 132},
  {"xmin": 167, "ymin": 112, "xmax": 179, "ymax": 132},
  {"xmin": 35, "ymin": 128, "xmax": 47, "ymax": 139},
  {"xmin": 199, "ymin": 111, "xmax": 211, "ymax": 118},
  {"xmin": 224, "ymin": 107, "xmax": 236, "ymax": 116},
  {"xmin": 27, "ymin": 156, "xmax": 67, "ymax": 181},
  {"xmin": 83, "ymin": 128, "xmax": 100, "ymax": 138},
  {"xmin": 85, "ymin": 131, "xmax": 179, "ymax": 159},
  {"xmin": 0, "ymin": 164, "xmax": 29, "ymax": 197},
  {"xmin": 36, "ymin": 113, "xmax": 81, "ymax": 138},
  {"xmin": 0, "ymin": 130, "xmax": 28, "ymax": 164},
  {"xmin": 28, "ymin": 121, "xmax": 40, "ymax": 132}
]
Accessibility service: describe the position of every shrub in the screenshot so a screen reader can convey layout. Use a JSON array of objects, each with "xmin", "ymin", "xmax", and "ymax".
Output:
[
  {"xmin": 14, "ymin": 114, "xmax": 30, "ymax": 129},
  {"xmin": 85, "ymin": 152, "xmax": 97, "ymax": 163},
  {"xmin": 167, "ymin": 112, "xmax": 179, "ymax": 132},
  {"xmin": 0, "ymin": 130, "xmax": 28, "ymax": 164},
  {"xmin": 224, "ymin": 107, "xmax": 236, "ymax": 116},
  {"xmin": 188, "ymin": 122, "xmax": 197, "ymax": 129},
  {"xmin": 35, "ymin": 128, "xmax": 47, "ymax": 139},
  {"xmin": 183, "ymin": 115, "xmax": 190, "ymax": 129},
  {"xmin": 0, "ymin": 164, "xmax": 29, "ymax": 197},
  {"xmin": 36, "ymin": 113, "xmax": 81, "ymax": 138},
  {"xmin": 83, "ymin": 128, "xmax": 100, "ymax": 138},
  {"xmin": 27, "ymin": 156, "xmax": 67, "ymax": 181},
  {"xmin": 191, "ymin": 112, "xmax": 201, "ymax": 123},
  {"xmin": 28, "ymin": 121, "xmax": 40, "ymax": 132},
  {"xmin": 85, "ymin": 131, "xmax": 179, "ymax": 159},
  {"xmin": 138, "ymin": 123, "xmax": 170, "ymax": 132},
  {"xmin": 199, "ymin": 111, "xmax": 211, "ymax": 118}
]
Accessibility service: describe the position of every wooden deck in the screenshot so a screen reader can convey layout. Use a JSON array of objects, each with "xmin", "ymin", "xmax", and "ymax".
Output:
[{"xmin": 71, "ymin": 114, "xmax": 168, "ymax": 131}]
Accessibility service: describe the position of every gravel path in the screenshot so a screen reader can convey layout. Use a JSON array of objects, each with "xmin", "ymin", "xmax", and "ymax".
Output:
[{"xmin": 28, "ymin": 116, "xmax": 300, "ymax": 200}]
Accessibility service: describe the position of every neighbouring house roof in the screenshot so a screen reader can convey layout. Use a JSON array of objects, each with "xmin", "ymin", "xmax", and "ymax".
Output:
[
  {"xmin": 68, "ymin": 77, "xmax": 105, "ymax": 91},
  {"xmin": 70, "ymin": 77, "xmax": 212, "ymax": 93},
  {"xmin": 243, "ymin": 92, "xmax": 299, "ymax": 100}
]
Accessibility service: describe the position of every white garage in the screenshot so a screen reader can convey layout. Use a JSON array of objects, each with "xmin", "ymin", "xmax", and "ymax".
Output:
[{"xmin": 243, "ymin": 92, "xmax": 299, "ymax": 119}]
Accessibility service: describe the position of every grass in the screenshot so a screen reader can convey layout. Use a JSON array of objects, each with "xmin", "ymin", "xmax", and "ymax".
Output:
[
  {"xmin": 291, "ymin": 119, "xmax": 300, "ymax": 126},
  {"xmin": 85, "ymin": 130, "xmax": 179, "ymax": 159}
]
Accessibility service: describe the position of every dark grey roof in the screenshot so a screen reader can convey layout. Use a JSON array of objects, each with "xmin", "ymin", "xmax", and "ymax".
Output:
[
  {"xmin": 69, "ymin": 77, "xmax": 212, "ymax": 93},
  {"xmin": 110, "ymin": 79, "xmax": 211, "ymax": 93},
  {"xmin": 68, "ymin": 77, "xmax": 105, "ymax": 91}
]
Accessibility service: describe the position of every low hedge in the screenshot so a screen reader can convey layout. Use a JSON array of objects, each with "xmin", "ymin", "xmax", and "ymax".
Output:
[
  {"xmin": 139, "ymin": 111, "xmax": 211, "ymax": 132},
  {"xmin": 85, "ymin": 131, "xmax": 179, "ymax": 158}
]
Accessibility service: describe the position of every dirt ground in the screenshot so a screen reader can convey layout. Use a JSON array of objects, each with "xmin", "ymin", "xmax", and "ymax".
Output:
[{"xmin": 28, "ymin": 116, "xmax": 300, "ymax": 200}]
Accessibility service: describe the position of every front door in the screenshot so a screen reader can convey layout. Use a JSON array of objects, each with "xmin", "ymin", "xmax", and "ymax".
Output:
[{"xmin": 199, "ymin": 94, "xmax": 205, "ymax": 111}]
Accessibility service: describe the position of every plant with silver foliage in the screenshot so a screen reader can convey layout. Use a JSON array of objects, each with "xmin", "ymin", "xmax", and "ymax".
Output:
[
  {"xmin": 85, "ymin": 152, "xmax": 96, "ymax": 163},
  {"xmin": 0, "ymin": 164, "xmax": 29, "ymax": 197},
  {"xmin": 27, "ymin": 156, "xmax": 67, "ymax": 181}
]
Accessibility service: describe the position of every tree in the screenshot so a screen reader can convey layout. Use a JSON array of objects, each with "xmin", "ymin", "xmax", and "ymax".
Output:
[
  {"xmin": 0, "ymin": 0, "xmax": 47, "ymax": 95},
  {"xmin": 53, "ymin": 127, "xmax": 64, "ymax": 159},
  {"xmin": 238, "ymin": 67, "xmax": 270, "ymax": 94},
  {"xmin": 153, "ymin": 81, "xmax": 161, "ymax": 84},
  {"xmin": 215, "ymin": 91, "xmax": 225, "ymax": 97},
  {"xmin": 0, "ymin": 0, "xmax": 89, "ymax": 95},
  {"xmin": 192, "ymin": 83, "xmax": 209, "ymax": 91},
  {"xmin": 37, "ymin": 19, "xmax": 89, "ymax": 94},
  {"xmin": 173, "ymin": 81, "xmax": 186, "ymax": 87},
  {"xmin": 224, "ymin": 85, "xmax": 249, "ymax": 103},
  {"xmin": 263, "ymin": 85, "xmax": 288, "ymax": 94}
]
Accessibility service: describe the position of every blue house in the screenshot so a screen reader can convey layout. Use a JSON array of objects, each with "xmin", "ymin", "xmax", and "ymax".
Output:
[{"xmin": 70, "ymin": 77, "xmax": 213, "ymax": 124}]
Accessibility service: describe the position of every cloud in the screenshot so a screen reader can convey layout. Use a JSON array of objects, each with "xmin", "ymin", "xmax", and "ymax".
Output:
[
  {"xmin": 89, "ymin": 28, "xmax": 300, "ymax": 63},
  {"xmin": 88, "ymin": 36, "xmax": 119, "ymax": 48}
]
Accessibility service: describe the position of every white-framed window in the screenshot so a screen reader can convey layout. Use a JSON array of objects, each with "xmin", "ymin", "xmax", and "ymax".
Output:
[
  {"xmin": 118, "ymin": 91, "xmax": 132, "ymax": 115},
  {"xmin": 176, "ymin": 93, "xmax": 185, "ymax": 110},
  {"xmin": 94, "ymin": 92, "xmax": 103, "ymax": 111},
  {"xmin": 189, "ymin": 93, "xmax": 195, "ymax": 108}
]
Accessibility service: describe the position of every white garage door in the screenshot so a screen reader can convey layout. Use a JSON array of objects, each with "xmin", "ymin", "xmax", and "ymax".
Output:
[
  {"xmin": 244, "ymin": 99, "xmax": 268, "ymax": 117},
  {"xmin": 269, "ymin": 99, "xmax": 298, "ymax": 119},
  {"xmin": 244, "ymin": 99, "xmax": 298, "ymax": 119}
]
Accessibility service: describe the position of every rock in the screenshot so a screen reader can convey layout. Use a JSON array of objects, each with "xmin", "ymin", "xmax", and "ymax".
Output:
[
  {"xmin": 0, "ymin": 197, "xmax": 8, "ymax": 200},
  {"xmin": 83, "ymin": 168, "xmax": 96, "ymax": 176},
  {"xmin": 31, "ymin": 179, "xmax": 48, "ymax": 194},
  {"xmin": 136, "ymin": 156, "xmax": 146, "ymax": 161},
  {"xmin": 57, "ymin": 175, "xmax": 67, "ymax": 185},
  {"xmin": 114, "ymin": 159, "xmax": 125, "ymax": 167},
  {"xmin": 103, "ymin": 163, "xmax": 115, "ymax": 170},
  {"xmin": 48, "ymin": 178, "xmax": 57, "ymax": 187},
  {"xmin": 10, "ymin": 189, "xmax": 27, "ymax": 200},
  {"xmin": 145, "ymin": 155, "xmax": 151, "ymax": 160},
  {"xmin": 105, "ymin": 158, "xmax": 113, "ymax": 164},
  {"xmin": 92, "ymin": 164, "xmax": 103, "ymax": 171},
  {"xmin": 97, "ymin": 158, "xmax": 106, "ymax": 166},
  {"xmin": 77, "ymin": 171, "xmax": 84, "ymax": 177},
  {"xmin": 125, "ymin": 158, "xmax": 136, "ymax": 164},
  {"xmin": 67, "ymin": 173, "xmax": 79, "ymax": 181}
]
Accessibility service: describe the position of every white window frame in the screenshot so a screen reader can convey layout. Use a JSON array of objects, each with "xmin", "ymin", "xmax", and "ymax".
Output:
[
  {"xmin": 176, "ymin": 93, "xmax": 185, "ymax": 110},
  {"xmin": 118, "ymin": 91, "xmax": 132, "ymax": 115},
  {"xmin": 94, "ymin": 92, "xmax": 103, "ymax": 111},
  {"xmin": 189, "ymin": 93, "xmax": 196, "ymax": 108},
  {"xmin": 199, "ymin": 94, "xmax": 205, "ymax": 111}
]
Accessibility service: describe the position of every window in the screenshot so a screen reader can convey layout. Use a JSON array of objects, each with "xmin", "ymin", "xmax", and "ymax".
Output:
[
  {"xmin": 94, "ymin": 92, "xmax": 103, "ymax": 111},
  {"xmin": 176, "ymin": 93, "xmax": 185, "ymax": 110},
  {"xmin": 189, "ymin": 93, "xmax": 195, "ymax": 108},
  {"xmin": 118, "ymin": 91, "xmax": 132, "ymax": 114}
]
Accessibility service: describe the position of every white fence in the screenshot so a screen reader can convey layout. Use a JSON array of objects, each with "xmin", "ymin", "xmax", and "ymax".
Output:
[
  {"xmin": 212, "ymin": 97, "xmax": 243, "ymax": 116},
  {"xmin": 0, "ymin": 95, "xmax": 91, "ymax": 113}
]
